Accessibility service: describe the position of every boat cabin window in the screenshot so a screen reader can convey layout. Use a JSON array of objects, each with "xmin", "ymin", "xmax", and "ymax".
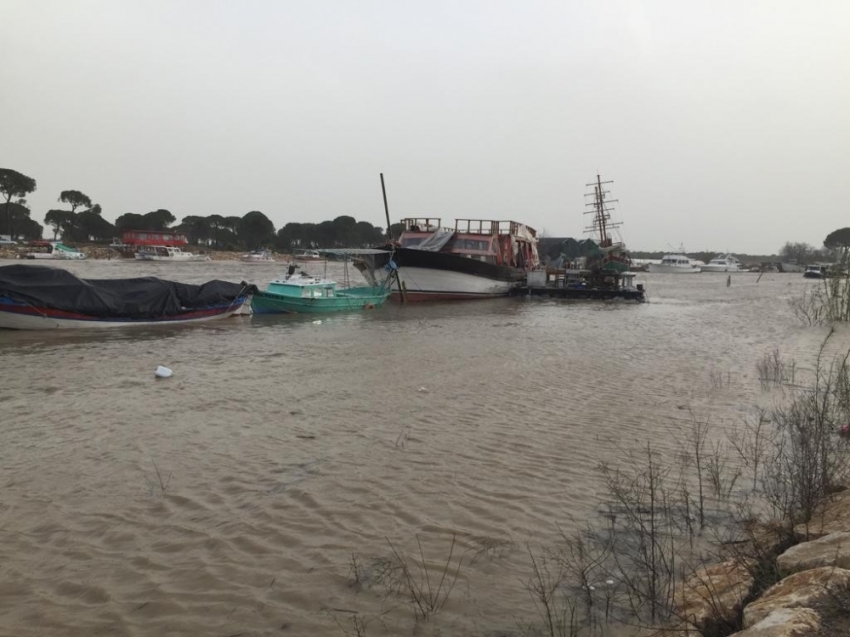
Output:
[
  {"xmin": 402, "ymin": 237, "xmax": 425, "ymax": 248},
  {"xmin": 301, "ymin": 286, "xmax": 335, "ymax": 298},
  {"xmin": 453, "ymin": 238, "xmax": 491, "ymax": 251}
]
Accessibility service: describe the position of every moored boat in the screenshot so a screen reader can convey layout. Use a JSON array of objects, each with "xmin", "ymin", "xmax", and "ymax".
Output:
[
  {"xmin": 24, "ymin": 241, "xmax": 87, "ymax": 260},
  {"xmin": 355, "ymin": 218, "xmax": 540, "ymax": 301},
  {"xmin": 803, "ymin": 264, "xmax": 832, "ymax": 279},
  {"xmin": 516, "ymin": 174, "xmax": 646, "ymax": 302},
  {"xmin": 135, "ymin": 246, "xmax": 211, "ymax": 262},
  {"xmin": 293, "ymin": 249, "xmax": 326, "ymax": 263},
  {"xmin": 647, "ymin": 254, "xmax": 701, "ymax": 273},
  {"xmin": 0, "ymin": 264, "xmax": 253, "ymax": 329},
  {"xmin": 251, "ymin": 265, "xmax": 389, "ymax": 314},
  {"xmin": 701, "ymin": 254, "xmax": 743, "ymax": 272},
  {"xmin": 241, "ymin": 249, "xmax": 276, "ymax": 264}
]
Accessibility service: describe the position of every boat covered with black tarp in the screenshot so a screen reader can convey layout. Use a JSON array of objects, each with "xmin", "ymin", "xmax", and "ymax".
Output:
[{"xmin": 0, "ymin": 264, "xmax": 255, "ymax": 329}]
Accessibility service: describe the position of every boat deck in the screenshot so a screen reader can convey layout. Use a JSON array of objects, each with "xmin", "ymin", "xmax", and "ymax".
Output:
[
  {"xmin": 513, "ymin": 267, "xmax": 646, "ymax": 302},
  {"xmin": 510, "ymin": 285, "xmax": 646, "ymax": 301}
]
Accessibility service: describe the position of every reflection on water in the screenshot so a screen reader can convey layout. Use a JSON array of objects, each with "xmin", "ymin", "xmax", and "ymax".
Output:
[{"xmin": 0, "ymin": 260, "xmax": 831, "ymax": 636}]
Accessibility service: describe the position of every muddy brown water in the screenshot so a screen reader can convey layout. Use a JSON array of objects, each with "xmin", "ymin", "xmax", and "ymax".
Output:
[{"xmin": 0, "ymin": 260, "xmax": 837, "ymax": 636}]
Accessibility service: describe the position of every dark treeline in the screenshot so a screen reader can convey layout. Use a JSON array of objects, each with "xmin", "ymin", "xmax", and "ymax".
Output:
[
  {"xmin": 540, "ymin": 235, "xmax": 847, "ymax": 266},
  {"xmin": 0, "ymin": 168, "xmax": 41, "ymax": 240},
  {"xmin": 0, "ymin": 166, "xmax": 394, "ymax": 251}
]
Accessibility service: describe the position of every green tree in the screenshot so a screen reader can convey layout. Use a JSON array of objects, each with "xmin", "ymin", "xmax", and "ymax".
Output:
[
  {"xmin": 300, "ymin": 222, "xmax": 318, "ymax": 248},
  {"xmin": 142, "ymin": 209, "xmax": 175, "ymax": 230},
  {"xmin": 275, "ymin": 222, "xmax": 302, "ymax": 251},
  {"xmin": 207, "ymin": 214, "xmax": 225, "ymax": 248},
  {"xmin": 58, "ymin": 190, "xmax": 92, "ymax": 214},
  {"xmin": 355, "ymin": 221, "xmax": 384, "ymax": 247},
  {"xmin": 75, "ymin": 205, "xmax": 115, "ymax": 242},
  {"xmin": 0, "ymin": 169, "xmax": 37, "ymax": 239},
  {"xmin": 45, "ymin": 209, "xmax": 73, "ymax": 240},
  {"xmin": 779, "ymin": 242, "xmax": 818, "ymax": 265},
  {"xmin": 316, "ymin": 220, "xmax": 335, "ymax": 247},
  {"xmin": 389, "ymin": 222, "xmax": 405, "ymax": 241},
  {"xmin": 0, "ymin": 201, "xmax": 42, "ymax": 240},
  {"xmin": 824, "ymin": 228, "xmax": 850, "ymax": 250},
  {"xmin": 237, "ymin": 210, "xmax": 275, "ymax": 250},
  {"xmin": 331, "ymin": 215, "xmax": 357, "ymax": 246},
  {"xmin": 115, "ymin": 212, "xmax": 145, "ymax": 232},
  {"xmin": 179, "ymin": 215, "xmax": 211, "ymax": 245}
]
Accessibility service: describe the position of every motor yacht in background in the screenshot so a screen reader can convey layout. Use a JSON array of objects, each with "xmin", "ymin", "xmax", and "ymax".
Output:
[
  {"xmin": 702, "ymin": 254, "xmax": 743, "ymax": 272},
  {"xmin": 647, "ymin": 254, "xmax": 702, "ymax": 273},
  {"xmin": 241, "ymin": 249, "xmax": 275, "ymax": 264},
  {"xmin": 135, "ymin": 246, "xmax": 211, "ymax": 262}
]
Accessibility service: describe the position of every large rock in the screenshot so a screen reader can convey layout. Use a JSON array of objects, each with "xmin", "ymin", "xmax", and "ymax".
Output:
[
  {"xmin": 777, "ymin": 531, "xmax": 850, "ymax": 574},
  {"xmin": 676, "ymin": 558, "xmax": 755, "ymax": 635},
  {"xmin": 743, "ymin": 566, "xmax": 850, "ymax": 627},
  {"xmin": 728, "ymin": 608, "xmax": 820, "ymax": 637},
  {"xmin": 794, "ymin": 489, "xmax": 850, "ymax": 540},
  {"xmin": 732, "ymin": 608, "xmax": 820, "ymax": 637}
]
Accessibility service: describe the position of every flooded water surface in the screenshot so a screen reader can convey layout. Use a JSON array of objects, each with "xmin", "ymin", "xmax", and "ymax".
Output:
[{"xmin": 0, "ymin": 261, "xmax": 828, "ymax": 636}]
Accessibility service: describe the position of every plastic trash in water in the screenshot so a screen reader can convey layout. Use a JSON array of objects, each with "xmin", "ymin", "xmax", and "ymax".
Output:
[{"xmin": 155, "ymin": 366, "xmax": 173, "ymax": 378}]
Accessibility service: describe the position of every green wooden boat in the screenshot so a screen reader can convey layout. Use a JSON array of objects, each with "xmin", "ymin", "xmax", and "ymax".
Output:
[{"xmin": 251, "ymin": 268, "xmax": 390, "ymax": 314}]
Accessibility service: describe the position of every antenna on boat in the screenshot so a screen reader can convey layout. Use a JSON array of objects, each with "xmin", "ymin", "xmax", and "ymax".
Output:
[
  {"xmin": 380, "ymin": 173, "xmax": 392, "ymax": 240},
  {"xmin": 378, "ymin": 173, "xmax": 407, "ymax": 303}
]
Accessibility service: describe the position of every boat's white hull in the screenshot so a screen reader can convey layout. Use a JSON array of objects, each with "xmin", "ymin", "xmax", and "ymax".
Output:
[
  {"xmin": 25, "ymin": 253, "xmax": 87, "ymax": 261},
  {"xmin": 241, "ymin": 258, "xmax": 276, "ymax": 264},
  {"xmin": 135, "ymin": 255, "xmax": 211, "ymax": 262},
  {"xmin": 701, "ymin": 265, "xmax": 742, "ymax": 273},
  {"xmin": 647, "ymin": 264, "xmax": 702, "ymax": 274},
  {"xmin": 0, "ymin": 308, "xmax": 244, "ymax": 330},
  {"xmin": 365, "ymin": 266, "xmax": 514, "ymax": 300}
]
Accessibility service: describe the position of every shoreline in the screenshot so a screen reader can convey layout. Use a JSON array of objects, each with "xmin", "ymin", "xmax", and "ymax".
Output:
[{"xmin": 0, "ymin": 246, "xmax": 288, "ymax": 261}]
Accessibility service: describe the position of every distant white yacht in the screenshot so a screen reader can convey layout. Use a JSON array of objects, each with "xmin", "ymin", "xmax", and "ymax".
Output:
[
  {"xmin": 647, "ymin": 254, "xmax": 702, "ymax": 274},
  {"xmin": 702, "ymin": 253, "xmax": 743, "ymax": 272}
]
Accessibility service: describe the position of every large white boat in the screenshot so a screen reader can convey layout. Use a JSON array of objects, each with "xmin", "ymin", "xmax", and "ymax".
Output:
[
  {"xmin": 135, "ymin": 246, "xmax": 211, "ymax": 262},
  {"xmin": 702, "ymin": 253, "xmax": 743, "ymax": 272},
  {"xmin": 647, "ymin": 254, "xmax": 701, "ymax": 273},
  {"xmin": 355, "ymin": 218, "xmax": 540, "ymax": 301}
]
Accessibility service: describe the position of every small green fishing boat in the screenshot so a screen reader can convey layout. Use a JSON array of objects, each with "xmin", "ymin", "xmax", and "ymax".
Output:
[{"xmin": 251, "ymin": 266, "xmax": 390, "ymax": 314}]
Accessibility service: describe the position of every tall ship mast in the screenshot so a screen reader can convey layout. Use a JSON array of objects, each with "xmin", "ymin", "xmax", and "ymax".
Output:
[{"xmin": 583, "ymin": 175, "xmax": 631, "ymax": 273}]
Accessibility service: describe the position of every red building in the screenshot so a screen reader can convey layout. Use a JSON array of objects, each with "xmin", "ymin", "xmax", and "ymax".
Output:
[{"xmin": 114, "ymin": 230, "xmax": 189, "ymax": 257}]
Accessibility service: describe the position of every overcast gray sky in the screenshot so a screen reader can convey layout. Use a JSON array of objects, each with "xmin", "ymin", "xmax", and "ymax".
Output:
[{"xmin": 2, "ymin": 0, "xmax": 848, "ymax": 253}]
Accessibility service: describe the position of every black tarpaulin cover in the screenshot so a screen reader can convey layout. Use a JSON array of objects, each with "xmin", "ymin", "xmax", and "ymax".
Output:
[{"xmin": 0, "ymin": 265, "xmax": 256, "ymax": 318}]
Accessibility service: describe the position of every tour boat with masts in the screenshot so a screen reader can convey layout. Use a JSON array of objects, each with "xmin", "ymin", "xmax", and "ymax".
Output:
[
  {"xmin": 701, "ymin": 253, "xmax": 743, "ymax": 272},
  {"xmin": 518, "ymin": 175, "xmax": 645, "ymax": 301}
]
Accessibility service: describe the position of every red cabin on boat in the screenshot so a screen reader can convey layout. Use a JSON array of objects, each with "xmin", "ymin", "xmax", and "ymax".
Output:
[
  {"xmin": 112, "ymin": 230, "xmax": 189, "ymax": 258},
  {"xmin": 122, "ymin": 230, "xmax": 188, "ymax": 247}
]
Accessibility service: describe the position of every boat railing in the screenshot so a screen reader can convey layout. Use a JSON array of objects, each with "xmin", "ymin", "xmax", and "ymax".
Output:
[
  {"xmin": 454, "ymin": 219, "xmax": 519, "ymax": 236},
  {"xmin": 402, "ymin": 218, "xmax": 443, "ymax": 232}
]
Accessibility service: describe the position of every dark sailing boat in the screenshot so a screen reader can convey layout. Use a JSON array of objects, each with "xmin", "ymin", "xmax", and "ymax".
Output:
[{"xmin": 583, "ymin": 174, "xmax": 632, "ymax": 273}]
